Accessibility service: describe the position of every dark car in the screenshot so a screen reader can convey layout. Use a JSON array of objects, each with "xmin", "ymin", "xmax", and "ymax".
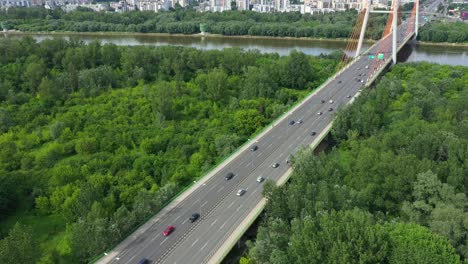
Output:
[
  {"xmin": 250, "ymin": 145, "xmax": 258, "ymax": 151},
  {"xmin": 321, "ymin": 99, "xmax": 325, "ymax": 103},
  {"xmin": 225, "ymin": 172, "xmax": 234, "ymax": 180},
  {"xmin": 289, "ymin": 120, "xmax": 295, "ymax": 125},
  {"xmin": 138, "ymin": 258, "xmax": 150, "ymax": 264},
  {"xmin": 189, "ymin": 213, "xmax": 200, "ymax": 223},
  {"xmin": 311, "ymin": 131, "xmax": 317, "ymax": 136},
  {"xmin": 338, "ymin": 80, "xmax": 342, "ymax": 84},
  {"xmin": 329, "ymin": 107, "xmax": 334, "ymax": 112}
]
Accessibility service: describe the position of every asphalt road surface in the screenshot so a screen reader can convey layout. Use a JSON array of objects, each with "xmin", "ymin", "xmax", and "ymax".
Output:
[{"xmin": 103, "ymin": 21, "xmax": 416, "ymax": 264}]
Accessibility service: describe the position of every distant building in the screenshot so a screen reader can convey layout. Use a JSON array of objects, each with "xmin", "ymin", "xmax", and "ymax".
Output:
[
  {"xmin": 63, "ymin": 3, "xmax": 107, "ymax": 12},
  {"xmin": 0, "ymin": 0, "xmax": 31, "ymax": 8}
]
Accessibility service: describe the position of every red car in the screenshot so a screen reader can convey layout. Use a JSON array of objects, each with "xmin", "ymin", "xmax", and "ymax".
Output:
[{"xmin": 163, "ymin": 225, "xmax": 174, "ymax": 236}]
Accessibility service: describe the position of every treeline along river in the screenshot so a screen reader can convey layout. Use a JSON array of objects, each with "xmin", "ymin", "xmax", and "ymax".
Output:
[{"xmin": 2, "ymin": 32, "xmax": 468, "ymax": 66}]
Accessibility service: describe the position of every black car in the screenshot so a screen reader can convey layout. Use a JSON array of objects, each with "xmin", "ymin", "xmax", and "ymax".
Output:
[
  {"xmin": 250, "ymin": 145, "xmax": 258, "ymax": 151},
  {"xmin": 338, "ymin": 80, "xmax": 342, "ymax": 84},
  {"xmin": 289, "ymin": 120, "xmax": 295, "ymax": 125},
  {"xmin": 138, "ymin": 258, "xmax": 150, "ymax": 264},
  {"xmin": 321, "ymin": 99, "xmax": 325, "ymax": 103},
  {"xmin": 189, "ymin": 213, "xmax": 200, "ymax": 223},
  {"xmin": 224, "ymin": 172, "xmax": 234, "ymax": 181},
  {"xmin": 225, "ymin": 172, "xmax": 234, "ymax": 180},
  {"xmin": 329, "ymin": 107, "xmax": 334, "ymax": 112},
  {"xmin": 311, "ymin": 131, "xmax": 317, "ymax": 136}
]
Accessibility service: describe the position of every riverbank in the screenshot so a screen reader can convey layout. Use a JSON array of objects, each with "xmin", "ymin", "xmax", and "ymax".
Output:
[
  {"xmin": 5, "ymin": 30, "xmax": 468, "ymax": 47},
  {"xmin": 3, "ymin": 30, "xmax": 374, "ymax": 44},
  {"xmin": 417, "ymin": 40, "xmax": 468, "ymax": 47}
]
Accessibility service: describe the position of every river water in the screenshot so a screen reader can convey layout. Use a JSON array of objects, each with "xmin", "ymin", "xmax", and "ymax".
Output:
[{"xmin": 2, "ymin": 33, "xmax": 467, "ymax": 66}]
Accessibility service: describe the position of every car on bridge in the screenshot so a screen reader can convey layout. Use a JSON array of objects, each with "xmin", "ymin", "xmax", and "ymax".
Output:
[
  {"xmin": 138, "ymin": 258, "xmax": 150, "ymax": 264},
  {"xmin": 189, "ymin": 213, "xmax": 200, "ymax": 223},
  {"xmin": 237, "ymin": 189, "xmax": 246, "ymax": 196},
  {"xmin": 163, "ymin": 226, "xmax": 175, "ymax": 236},
  {"xmin": 225, "ymin": 172, "xmax": 235, "ymax": 180}
]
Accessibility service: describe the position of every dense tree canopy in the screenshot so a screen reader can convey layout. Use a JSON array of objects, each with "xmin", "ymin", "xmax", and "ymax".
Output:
[
  {"xmin": 418, "ymin": 21, "xmax": 468, "ymax": 43},
  {"xmin": 247, "ymin": 62, "xmax": 467, "ymax": 263},
  {"xmin": 0, "ymin": 37, "xmax": 337, "ymax": 263},
  {"xmin": 0, "ymin": 7, "xmax": 387, "ymax": 40}
]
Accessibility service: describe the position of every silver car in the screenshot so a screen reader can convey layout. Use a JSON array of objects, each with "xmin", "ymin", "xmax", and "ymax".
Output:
[{"xmin": 237, "ymin": 189, "xmax": 246, "ymax": 196}]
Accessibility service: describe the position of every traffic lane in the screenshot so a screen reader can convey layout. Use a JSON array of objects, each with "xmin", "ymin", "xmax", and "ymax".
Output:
[
  {"xmin": 164, "ymin": 181, "xmax": 265, "ymax": 264},
  {"xmin": 161, "ymin": 166, "xmax": 271, "ymax": 263},
  {"xmin": 150, "ymin": 162, "xmax": 267, "ymax": 263}
]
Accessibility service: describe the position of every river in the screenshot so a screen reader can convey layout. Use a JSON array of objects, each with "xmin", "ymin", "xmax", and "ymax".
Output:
[{"xmin": 2, "ymin": 32, "xmax": 467, "ymax": 66}]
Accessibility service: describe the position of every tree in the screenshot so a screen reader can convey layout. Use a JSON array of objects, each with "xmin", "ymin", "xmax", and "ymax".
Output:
[
  {"xmin": 23, "ymin": 60, "xmax": 46, "ymax": 93},
  {"xmin": 280, "ymin": 50, "xmax": 312, "ymax": 89},
  {"xmin": 0, "ymin": 223, "xmax": 39, "ymax": 264},
  {"xmin": 214, "ymin": 134, "xmax": 241, "ymax": 157},
  {"xmin": 234, "ymin": 109, "xmax": 266, "ymax": 136},
  {"xmin": 387, "ymin": 223, "xmax": 460, "ymax": 264}
]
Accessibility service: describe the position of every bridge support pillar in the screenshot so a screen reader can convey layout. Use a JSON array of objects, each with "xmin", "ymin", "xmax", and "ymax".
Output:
[
  {"xmin": 392, "ymin": 0, "xmax": 398, "ymax": 64},
  {"xmin": 415, "ymin": 0, "xmax": 419, "ymax": 36},
  {"xmin": 356, "ymin": 1, "xmax": 370, "ymax": 57}
]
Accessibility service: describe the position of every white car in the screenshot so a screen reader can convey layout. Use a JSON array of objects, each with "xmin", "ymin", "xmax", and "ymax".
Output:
[
  {"xmin": 257, "ymin": 176, "xmax": 265, "ymax": 183},
  {"xmin": 329, "ymin": 100, "xmax": 334, "ymax": 104},
  {"xmin": 237, "ymin": 189, "xmax": 246, "ymax": 196}
]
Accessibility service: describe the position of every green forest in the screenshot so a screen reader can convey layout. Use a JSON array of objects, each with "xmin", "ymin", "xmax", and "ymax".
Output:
[
  {"xmin": 0, "ymin": 37, "xmax": 338, "ymax": 263},
  {"xmin": 418, "ymin": 21, "xmax": 468, "ymax": 43},
  {"xmin": 243, "ymin": 63, "xmax": 468, "ymax": 264},
  {"xmin": 0, "ymin": 7, "xmax": 387, "ymax": 39}
]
